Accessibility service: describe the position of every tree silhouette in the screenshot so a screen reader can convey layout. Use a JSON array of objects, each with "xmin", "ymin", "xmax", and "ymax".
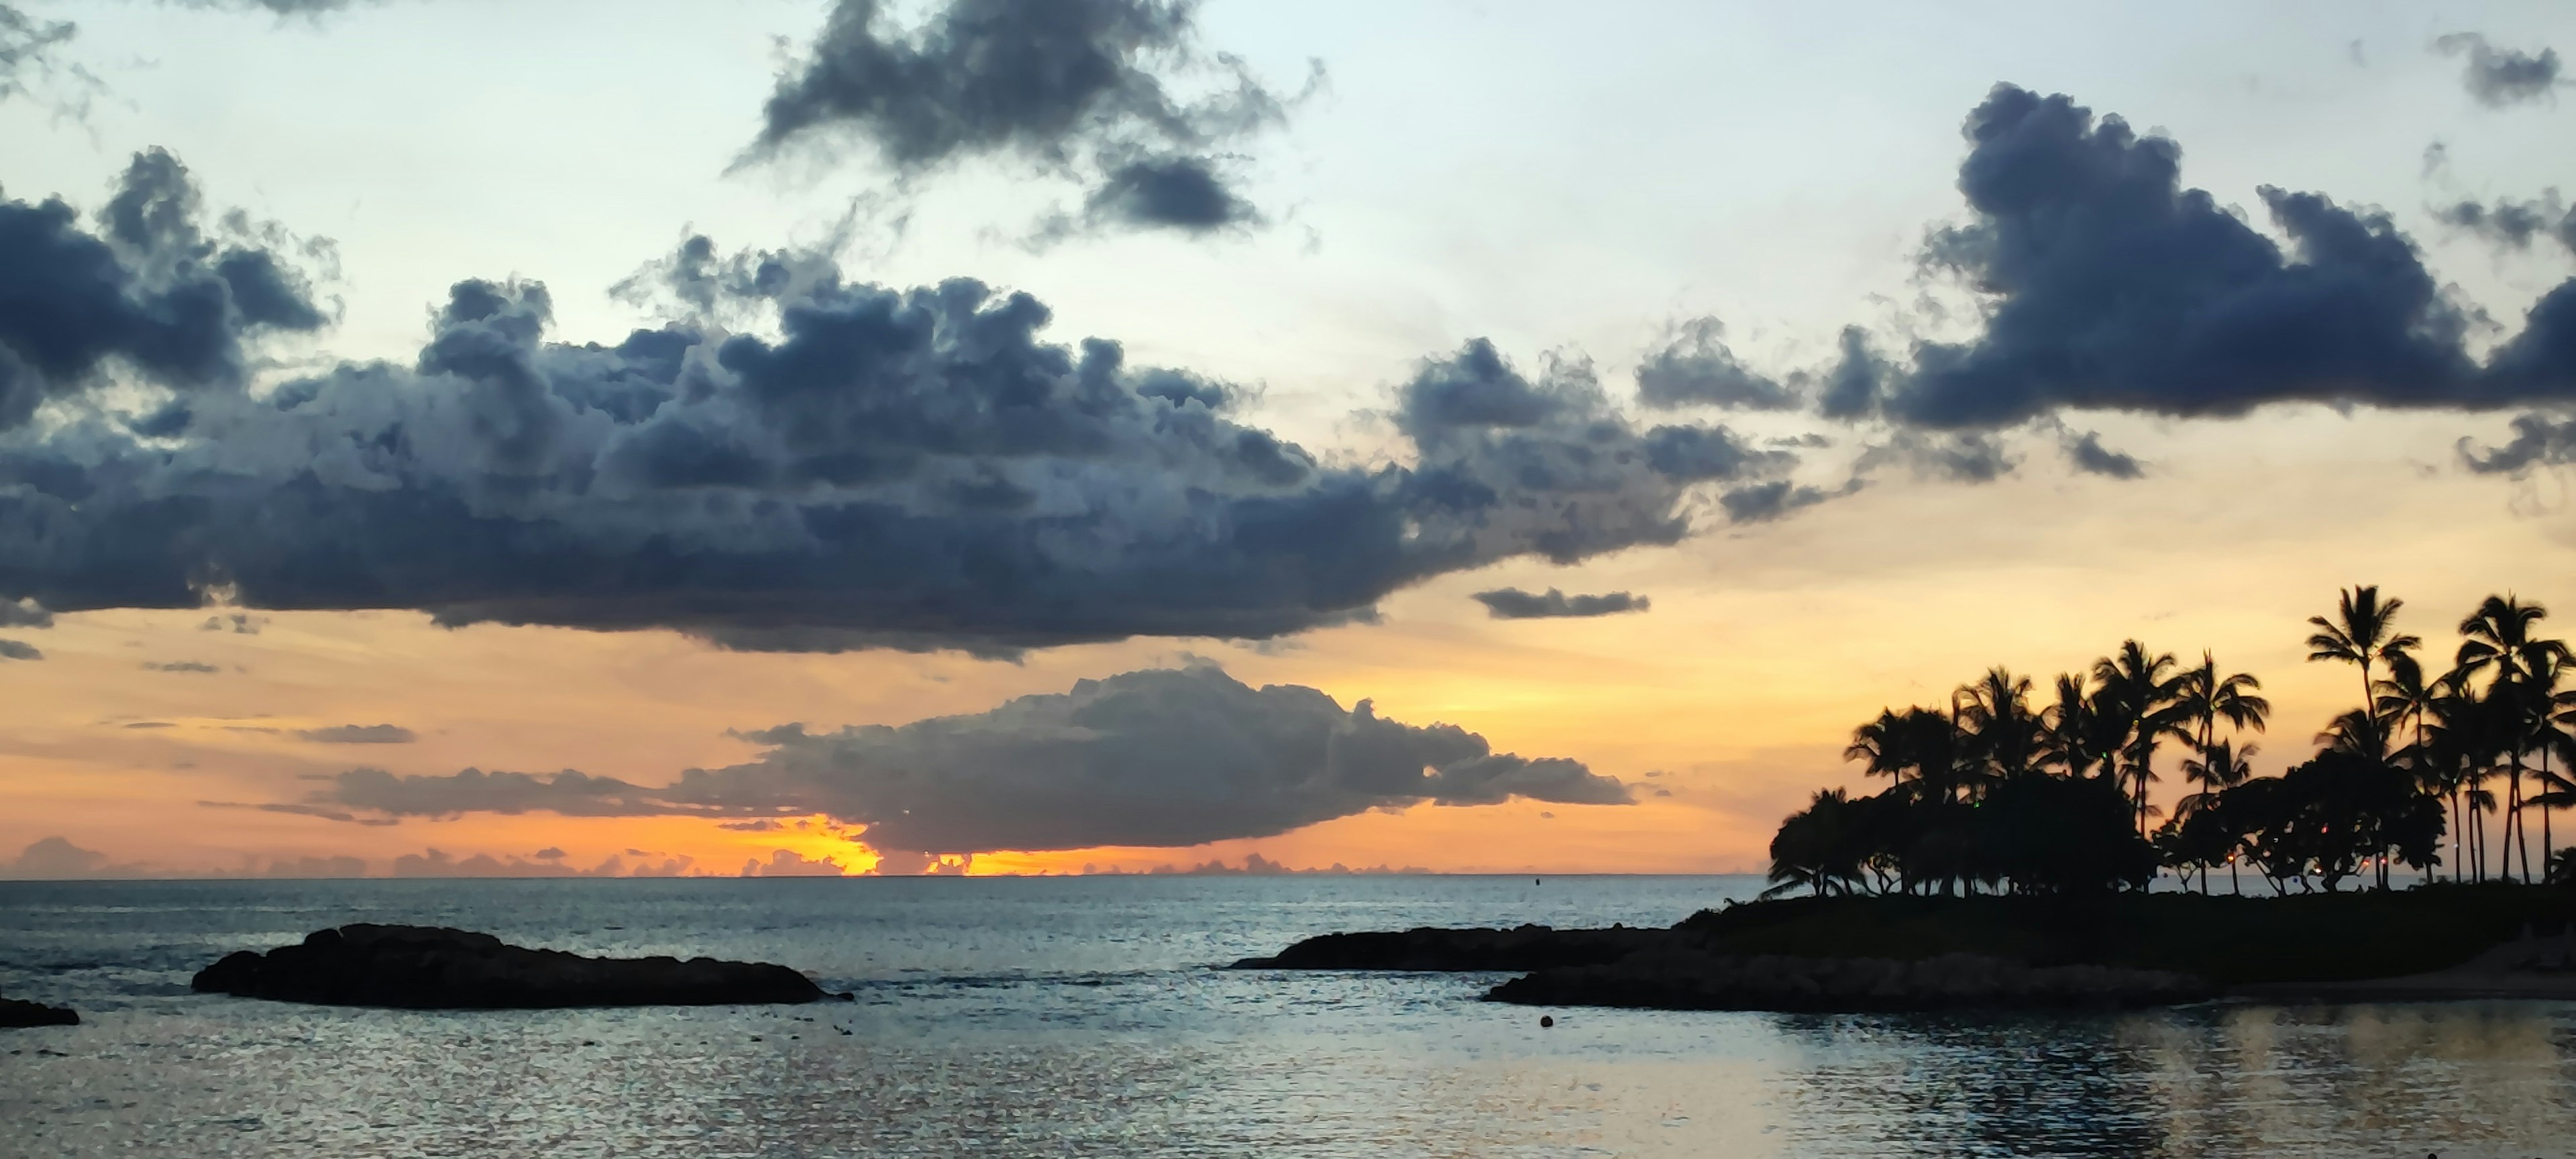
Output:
[{"xmin": 2308, "ymin": 584, "xmax": 2421, "ymax": 724}]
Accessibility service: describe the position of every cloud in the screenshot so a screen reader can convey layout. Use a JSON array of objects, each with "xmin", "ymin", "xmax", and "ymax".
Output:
[
  {"xmin": 2461, "ymin": 412, "xmax": 2576, "ymax": 475},
  {"xmin": 261, "ymin": 854, "xmax": 367, "ymax": 878},
  {"xmin": 388, "ymin": 846, "xmax": 675, "ymax": 878},
  {"xmin": 321, "ymin": 766, "xmax": 664, "ymax": 818},
  {"xmin": 1079, "ymin": 154, "xmax": 1260, "ymax": 233},
  {"xmin": 1633, "ymin": 317, "xmax": 1798, "ymax": 410},
  {"xmin": 0, "ymin": 637, "xmax": 40, "ymax": 660},
  {"xmin": 0, "ymin": 216, "xmax": 1797, "ymax": 656},
  {"xmin": 0, "ymin": 597, "xmax": 48, "ymax": 627},
  {"xmin": 2434, "ymin": 192, "xmax": 2575, "ymax": 255},
  {"xmin": 1855, "ymin": 430, "xmax": 2015, "ymax": 483},
  {"xmin": 201, "ymin": 612, "xmax": 265, "ymax": 634},
  {"xmin": 295, "ymin": 723, "xmax": 417, "ymax": 744},
  {"xmin": 743, "ymin": 0, "xmax": 1311, "ymax": 234},
  {"xmin": 144, "ymin": 661, "xmax": 221, "ymax": 673},
  {"xmin": 2434, "ymin": 33, "xmax": 2563, "ymax": 108},
  {"xmin": 1719, "ymin": 480, "xmax": 1845, "ymax": 524},
  {"xmin": 297, "ymin": 665, "xmax": 1629, "ymax": 856},
  {"xmin": 1863, "ymin": 84, "xmax": 2576, "ymax": 429},
  {"xmin": 1471, "ymin": 587, "xmax": 1649, "ymax": 619},
  {"xmin": 0, "ymin": 5, "xmax": 76, "ymax": 106},
  {"xmin": 2, "ymin": 836, "xmax": 131, "ymax": 879},
  {"xmin": 741, "ymin": 849, "xmax": 849, "ymax": 877},
  {"xmin": 2061, "ymin": 429, "xmax": 2145, "ymax": 479},
  {"xmin": 0, "ymin": 148, "xmax": 329, "ymax": 430}
]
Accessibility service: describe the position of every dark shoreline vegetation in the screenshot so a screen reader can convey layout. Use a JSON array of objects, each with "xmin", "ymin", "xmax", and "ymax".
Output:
[{"xmin": 1240, "ymin": 586, "xmax": 2576, "ymax": 1011}]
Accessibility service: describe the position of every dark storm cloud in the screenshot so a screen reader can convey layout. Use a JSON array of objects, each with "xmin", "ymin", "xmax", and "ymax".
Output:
[
  {"xmin": 746, "ymin": 0, "xmax": 1307, "ymax": 233},
  {"xmin": 1, "ymin": 161, "xmax": 1797, "ymax": 655},
  {"xmin": 2460, "ymin": 413, "xmax": 2576, "ymax": 475},
  {"xmin": 2061, "ymin": 429, "xmax": 2145, "ymax": 479},
  {"xmin": 1633, "ymin": 317, "xmax": 1798, "ymax": 410},
  {"xmin": 1876, "ymin": 85, "xmax": 2521, "ymax": 429},
  {"xmin": 2434, "ymin": 192, "xmax": 2576, "ymax": 256},
  {"xmin": 297, "ymin": 666, "xmax": 1629, "ymax": 854},
  {"xmin": 1813, "ymin": 327, "xmax": 1892, "ymax": 421},
  {"xmin": 296, "ymin": 723, "xmax": 417, "ymax": 744},
  {"xmin": 0, "ymin": 148, "xmax": 327, "ymax": 429},
  {"xmin": 0, "ymin": 597, "xmax": 48, "ymax": 628},
  {"xmin": 1471, "ymin": 587, "xmax": 1649, "ymax": 620},
  {"xmin": 0, "ymin": 637, "xmax": 41, "ymax": 660},
  {"xmin": 2435, "ymin": 33, "xmax": 2563, "ymax": 108}
]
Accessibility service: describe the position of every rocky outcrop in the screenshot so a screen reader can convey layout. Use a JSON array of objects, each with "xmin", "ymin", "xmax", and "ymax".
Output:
[
  {"xmin": 1230, "ymin": 924, "xmax": 1663, "ymax": 971},
  {"xmin": 0, "ymin": 996, "xmax": 79, "ymax": 1028},
  {"xmin": 193, "ymin": 924, "xmax": 846, "ymax": 1009},
  {"xmin": 1487, "ymin": 948, "xmax": 2212, "ymax": 1011}
]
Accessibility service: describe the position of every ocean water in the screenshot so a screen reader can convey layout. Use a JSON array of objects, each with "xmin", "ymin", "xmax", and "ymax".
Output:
[{"xmin": 3, "ymin": 875, "xmax": 2572, "ymax": 1158}]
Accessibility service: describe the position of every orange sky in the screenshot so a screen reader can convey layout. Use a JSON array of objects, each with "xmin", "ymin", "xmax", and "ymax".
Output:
[{"xmin": 7, "ymin": 405, "xmax": 2569, "ymax": 877}]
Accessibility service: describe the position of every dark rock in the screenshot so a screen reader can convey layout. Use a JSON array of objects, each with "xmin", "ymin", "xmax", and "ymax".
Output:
[
  {"xmin": 0, "ymin": 997, "xmax": 79, "ymax": 1028},
  {"xmin": 1230, "ymin": 924, "xmax": 1662, "ymax": 971},
  {"xmin": 1487, "ymin": 948, "xmax": 2213, "ymax": 1012},
  {"xmin": 192, "ymin": 924, "xmax": 845, "ymax": 1009}
]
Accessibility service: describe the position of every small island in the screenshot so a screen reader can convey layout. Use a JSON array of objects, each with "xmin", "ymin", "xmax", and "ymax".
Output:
[
  {"xmin": 1, "ymin": 994, "xmax": 79, "ymax": 1028},
  {"xmin": 193, "ymin": 924, "xmax": 847, "ymax": 1009},
  {"xmin": 1238, "ymin": 587, "xmax": 2576, "ymax": 1012}
]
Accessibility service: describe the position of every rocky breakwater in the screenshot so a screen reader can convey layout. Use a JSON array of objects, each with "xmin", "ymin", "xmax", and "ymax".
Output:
[
  {"xmin": 1, "ymin": 995, "xmax": 79, "ymax": 1028},
  {"xmin": 1231, "ymin": 924, "xmax": 1665, "ymax": 972},
  {"xmin": 1486, "ymin": 947, "xmax": 2213, "ymax": 1011},
  {"xmin": 193, "ymin": 924, "xmax": 849, "ymax": 1009}
]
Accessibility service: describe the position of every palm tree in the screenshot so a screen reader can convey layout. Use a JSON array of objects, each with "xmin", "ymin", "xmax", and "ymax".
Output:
[
  {"xmin": 1845, "ymin": 710, "xmax": 1913, "ymax": 787},
  {"xmin": 2308, "ymin": 584, "xmax": 2421, "ymax": 722},
  {"xmin": 2178, "ymin": 651, "xmax": 2270, "ymax": 762},
  {"xmin": 2456, "ymin": 594, "xmax": 2569, "ymax": 883},
  {"xmin": 1959, "ymin": 667, "xmax": 2040, "ymax": 785},
  {"xmin": 2093, "ymin": 641, "xmax": 2188, "ymax": 838},
  {"xmin": 2178, "ymin": 738, "xmax": 2257, "ymax": 894},
  {"xmin": 2039, "ymin": 673, "xmax": 2101, "ymax": 779}
]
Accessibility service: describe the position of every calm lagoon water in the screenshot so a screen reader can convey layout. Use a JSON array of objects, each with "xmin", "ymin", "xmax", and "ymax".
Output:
[{"xmin": 3, "ymin": 875, "xmax": 2573, "ymax": 1158}]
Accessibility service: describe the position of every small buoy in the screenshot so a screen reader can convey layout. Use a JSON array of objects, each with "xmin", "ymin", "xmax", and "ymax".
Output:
[
  {"xmin": 1540, "ymin": 1015, "xmax": 1554, "ymax": 1028},
  {"xmin": 1534, "ymin": 877, "xmax": 1542, "ymax": 885}
]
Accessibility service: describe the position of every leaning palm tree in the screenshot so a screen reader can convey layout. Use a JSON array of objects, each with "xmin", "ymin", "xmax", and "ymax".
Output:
[
  {"xmin": 2308, "ymin": 584, "xmax": 2421, "ymax": 724},
  {"xmin": 2178, "ymin": 651, "xmax": 2270, "ymax": 763},
  {"xmin": 1845, "ymin": 710, "xmax": 1914, "ymax": 788}
]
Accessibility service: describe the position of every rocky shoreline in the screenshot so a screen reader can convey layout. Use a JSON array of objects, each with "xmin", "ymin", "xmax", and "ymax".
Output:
[
  {"xmin": 193, "ymin": 924, "xmax": 849, "ymax": 1010},
  {"xmin": 1232, "ymin": 891, "xmax": 2576, "ymax": 1013},
  {"xmin": 1486, "ymin": 948, "xmax": 2211, "ymax": 1011}
]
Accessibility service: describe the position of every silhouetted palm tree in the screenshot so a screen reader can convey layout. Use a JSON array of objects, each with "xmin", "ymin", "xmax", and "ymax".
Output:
[
  {"xmin": 1845, "ymin": 710, "xmax": 1911, "ymax": 787},
  {"xmin": 2308, "ymin": 584, "xmax": 2421, "ymax": 723},
  {"xmin": 1959, "ymin": 667, "xmax": 2040, "ymax": 785},
  {"xmin": 2039, "ymin": 672, "xmax": 2102, "ymax": 779},
  {"xmin": 2457, "ymin": 594, "xmax": 2569, "ymax": 883},
  {"xmin": 2178, "ymin": 738, "xmax": 2257, "ymax": 894},
  {"xmin": 2178, "ymin": 649, "xmax": 2269, "ymax": 765},
  {"xmin": 2093, "ymin": 641, "xmax": 2188, "ymax": 838}
]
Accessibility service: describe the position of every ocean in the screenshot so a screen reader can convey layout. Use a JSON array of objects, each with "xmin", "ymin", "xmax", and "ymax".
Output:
[{"xmin": 3, "ymin": 875, "xmax": 2571, "ymax": 1158}]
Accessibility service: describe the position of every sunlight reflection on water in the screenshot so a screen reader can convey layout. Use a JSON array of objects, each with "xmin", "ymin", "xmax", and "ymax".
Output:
[{"xmin": 4, "ymin": 878, "xmax": 2572, "ymax": 1157}]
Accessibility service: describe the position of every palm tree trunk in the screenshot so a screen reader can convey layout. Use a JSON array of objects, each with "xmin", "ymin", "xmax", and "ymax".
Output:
[{"xmin": 2518, "ymin": 762, "xmax": 2534, "ymax": 884}]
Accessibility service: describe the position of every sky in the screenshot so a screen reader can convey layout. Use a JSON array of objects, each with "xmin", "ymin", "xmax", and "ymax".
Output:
[{"xmin": 3, "ymin": 0, "xmax": 2575, "ymax": 878}]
